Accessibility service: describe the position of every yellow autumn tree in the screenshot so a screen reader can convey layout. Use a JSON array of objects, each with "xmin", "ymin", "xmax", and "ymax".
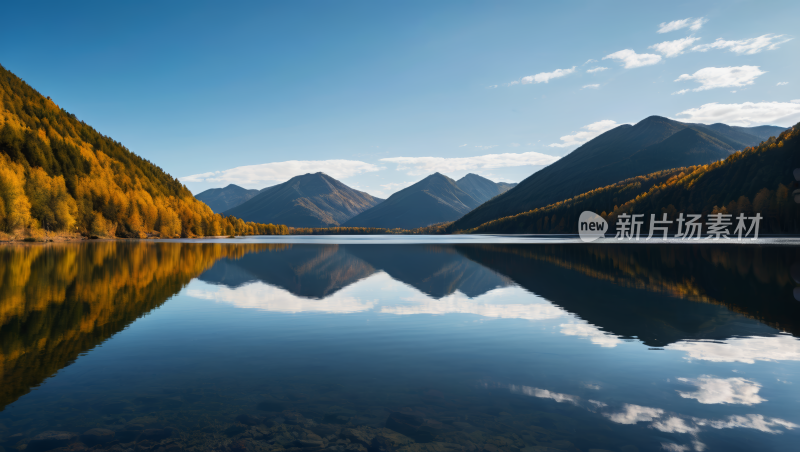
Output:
[{"xmin": 0, "ymin": 155, "xmax": 32, "ymax": 233}]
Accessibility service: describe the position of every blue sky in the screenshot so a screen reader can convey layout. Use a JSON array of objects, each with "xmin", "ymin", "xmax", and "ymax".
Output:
[{"xmin": 2, "ymin": 0, "xmax": 798, "ymax": 196}]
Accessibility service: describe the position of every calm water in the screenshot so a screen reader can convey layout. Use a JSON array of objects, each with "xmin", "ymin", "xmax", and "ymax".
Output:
[{"xmin": 1, "ymin": 238, "xmax": 800, "ymax": 452}]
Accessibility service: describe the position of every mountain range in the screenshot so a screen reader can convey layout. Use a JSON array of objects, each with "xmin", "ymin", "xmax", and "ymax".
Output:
[
  {"xmin": 342, "ymin": 173, "xmax": 514, "ymax": 229},
  {"xmin": 195, "ymin": 184, "xmax": 260, "ymax": 213},
  {"xmin": 453, "ymin": 116, "xmax": 785, "ymax": 231},
  {"xmin": 223, "ymin": 172, "xmax": 383, "ymax": 228}
]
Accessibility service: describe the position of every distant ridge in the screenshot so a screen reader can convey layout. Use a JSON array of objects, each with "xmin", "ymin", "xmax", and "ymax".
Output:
[
  {"xmin": 456, "ymin": 173, "xmax": 516, "ymax": 204},
  {"xmin": 343, "ymin": 173, "xmax": 480, "ymax": 229},
  {"xmin": 195, "ymin": 184, "xmax": 260, "ymax": 213},
  {"xmin": 223, "ymin": 172, "xmax": 383, "ymax": 227},
  {"xmin": 453, "ymin": 115, "xmax": 785, "ymax": 230}
]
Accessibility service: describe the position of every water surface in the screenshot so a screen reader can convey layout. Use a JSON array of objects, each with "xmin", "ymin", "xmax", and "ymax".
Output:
[{"xmin": 1, "ymin": 238, "xmax": 799, "ymax": 452}]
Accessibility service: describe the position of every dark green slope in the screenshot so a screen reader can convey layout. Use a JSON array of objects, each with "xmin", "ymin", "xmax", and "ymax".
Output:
[
  {"xmin": 453, "ymin": 115, "xmax": 784, "ymax": 231},
  {"xmin": 455, "ymin": 173, "xmax": 516, "ymax": 203},
  {"xmin": 195, "ymin": 184, "xmax": 260, "ymax": 213},
  {"xmin": 223, "ymin": 172, "xmax": 383, "ymax": 227},
  {"xmin": 342, "ymin": 173, "xmax": 480, "ymax": 229}
]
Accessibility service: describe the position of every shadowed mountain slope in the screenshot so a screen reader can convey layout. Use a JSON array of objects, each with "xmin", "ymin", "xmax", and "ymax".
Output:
[
  {"xmin": 195, "ymin": 184, "xmax": 260, "ymax": 213},
  {"xmin": 342, "ymin": 173, "xmax": 481, "ymax": 229},
  {"xmin": 453, "ymin": 116, "xmax": 785, "ymax": 230},
  {"xmin": 223, "ymin": 173, "xmax": 383, "ymax": 227},
  {"xmin": 456, "ymin": 173, "xmax": 516, "ymax": 204}
]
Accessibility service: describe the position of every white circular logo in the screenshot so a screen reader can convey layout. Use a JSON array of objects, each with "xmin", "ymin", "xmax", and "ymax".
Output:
[{"xmin": 578, "ymin": 211, "xmax": 607, "ymax": 242}]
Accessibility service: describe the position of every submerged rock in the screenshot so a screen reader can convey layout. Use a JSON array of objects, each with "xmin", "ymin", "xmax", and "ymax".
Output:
[
  {"xmin": 235, "ymin": 415, "xmax": 263, "ymax": 427},
  {"xmin": 80, "ymin": 429, "xmax": 114, "ymax": 446},
  {"xmin": 138, "ymin": 429, "xmax": 172, "ymax": 442},
  {"xmin": 27, "ymin": 432, "xmax": 78, "ymax": 452},
  {"xmin": 322, "ymin": 414, "xmax": 350, "ymax": 425},
  {"xmin": 224, "ymin": 425, "xmax": 248, "ymax": 437},
  {"xmin": 384, "ymin": 413, "xmax": 440, "ymax": 444},
  {"xmin": 257, "ymin": 401, "xmax": 285, "ymax": 412},
  {"xmin": 370, "ymin": 429, "xmax": 414, "ymax": 452}
]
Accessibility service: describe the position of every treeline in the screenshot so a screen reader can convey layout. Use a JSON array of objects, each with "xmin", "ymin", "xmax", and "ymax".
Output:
[
  {"xmin": 0, "ymin": 64, "xmax": 288, "ymax": 238},
  {"xmin": 462, "ymin": 123, "xmax": 800, "ymax": 235},
  {"xmin": 289, "ymin": 222, "xmax": 452, "ymax": 235}
]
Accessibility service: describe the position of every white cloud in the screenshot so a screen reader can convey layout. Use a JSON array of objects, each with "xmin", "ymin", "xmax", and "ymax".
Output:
[
  {"xmin": 549, "ymin": 119, "xmax": 620, "ymax": 148},
  {"xmin": 672, "ymin": 89, "xmax": 690, "ymax": 95},
  {"xmin": 651, "ymin": 417, "xmax": 701, "ymax": 434},
  {"xmin": 383, "ymin": 291, "xmax": 567, "ymax": 320},
  {"xmin": 187, "ymin": 282, "xmax": 377, "ymax": 314},
  {"xmin": 475, "ymin": 144, "xmax": 498, "ymax": 149},
  {"xmin": 521, "ymin": 66, "xmax": 576, "ymax": 84},
  {"xmin": 658, "ymin": 17, "xmax": 707, "ymax": 33},
  {"xmin": 666, "ymin": 334, "xmax": 800, "ymax": 363},
  {"xmin": 650, "ymin": 37, "xmax": 701, "ymax": 57},
  {"xmin": 673, "ymin": 101, "xmax": 800, "ymax": 127},
  {"xmin": 587, "ymin": 67, "xmax": 608, "ymax": 73},
  {"xmin": 588, "ymin": 399, "xmax": 607, "ymax": 407},
  {"xmin": 380, "ymin": 151, "xmax": 559, "ymax": 176},
  {"xmin": 560, "ymin": 322, "xmax": 621, "ymax": 347},
  {"xmin": 692, "ymin": 34, "xmax": 793, "ymax": 55},
  {"xmin": 582, "ymin": 84, "xmax": 600, "ymax": 89},
  {"xmin": 380, "ymin": 181, "xmax": 413, "ymax": 191},
  {"xmin": 677, "ymin": 376, "xmax": 765, "ymax": 405},
  {"xmin": 181, "ymin": 159, "xmax": 381, "ymax": 185},
  {"xmin": 459, "ymin": 143, "xmax": 467, "ymax": 147},
  {"xmin": 674, "ymin": 66, "xmax": 765, "ymax": 91},
  {"xmin": 605, "ymin": 404, "xmax": 664, "ymax": 424},
  {"xmin": 660, "ymin": 443, "xmax": 690, "ymax": 452},
  {"xmin": 699, "ymin": 414, "xmax": 799, "ymax": 434},
  {"xmin": 777, "ymin": 82, "xmax": 789, "ymax": 86},
  {"xmin": 487, "ymin": 84, "xmax": 498, "ymax": 89},
  {"xmin": 603, "ymin": 49, "xmax": 662, "ymax": 68},
  {"xmin": 510, "ymin": 385, "xmax": 580, "ymax": 405},
  {"xmin": 584, "ymin": 59, "xmax": 597, "ymax": 64},
  {"xmin": 507, "ymin": 80, "xmax": 519, "ymax": 86}
]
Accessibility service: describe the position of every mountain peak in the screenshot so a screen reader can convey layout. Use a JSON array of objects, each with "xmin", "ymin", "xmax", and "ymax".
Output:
[{"xmin": 222, "ymin": 173, "xmax": 381, "ymax": 227}]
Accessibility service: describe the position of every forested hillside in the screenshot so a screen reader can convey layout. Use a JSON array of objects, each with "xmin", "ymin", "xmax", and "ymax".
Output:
[
  {"xmin": 453, "ymin": 116, "xmax": 785, "ymax": 231},
  {"xmin": 0, "ymin": 64, "xmax": 287, "ymax": 238},
  {"xmin": 462, "ymin": 123, "xmax": 800, "ymax": 234}
]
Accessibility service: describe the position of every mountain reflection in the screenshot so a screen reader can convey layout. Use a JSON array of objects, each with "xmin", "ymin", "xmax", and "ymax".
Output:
[
  {"xmin": 3, "ymin": 240, "xmax": 800, "ymax": 415},
  {"xmin": 199, "ymin": 243, "xmax": 800, "ymax": 347},
  {"xmin": 0, "ymin": 242, "xmax": 280, "ymax": 410}
]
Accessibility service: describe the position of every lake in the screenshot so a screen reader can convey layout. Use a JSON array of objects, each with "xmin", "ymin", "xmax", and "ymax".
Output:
[{"xmin": 1, "ymin": 237, "xmax": 799, "ymax": 452}]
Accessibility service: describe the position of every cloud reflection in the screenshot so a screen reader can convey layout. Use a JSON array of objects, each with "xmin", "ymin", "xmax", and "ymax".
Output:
[
  {"xmin": 667, "ymin": 335, "xmax": 800, "ymax": 363},
  {"xmin": 560, "ymin": 322, "xmax": 621, "ymax": 348},
  {"xmin": 187, "ymin": 283, "xmax": 376, "ymax": 314},
  {"xmin": 604, "ymin": 404, "xmax": 664, "ymax": 424},
  {"xmin": 677, "ymin": 376, "xmax": 766, "ymax": 405},
  {"xmin": 381, "ymin": 289, "xmax": 569, "ymax": 320},
  {"xmin": 509, "ymin": 385, "xmax": 580, "ymax": 405},
  {"xmin": 698, "ymin": 414, "xmax": 799, "ymax": 434}
]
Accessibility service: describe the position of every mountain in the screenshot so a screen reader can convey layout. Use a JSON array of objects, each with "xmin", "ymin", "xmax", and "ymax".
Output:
[
  {"xmin": 223, "ymin": 172, "xmax": 383, "ymax": 227},
  {"xmin": 455, "ymin": 173, "xmax": 516, "ymax": 204},
  {"xmin": 0, "ymin": 64, "xmax": 285, "ymax": 238},
  {"xmin": 194, "ymin": 184, "xmax": 260, "ymax": 213},
  {"xmin": 466, "ymin": 123, "xmax": 800, "ymax": 234},
  {"xmin": 342, "ymin": 173, "xmax": 481, "ymax": 229},
  {"xmin": 452, "ymin": 116, "xmax": 785, "ymax": 231},
  {"xmin": 195, "ymin": 184, "xmax": 260, "ymax": 213}
]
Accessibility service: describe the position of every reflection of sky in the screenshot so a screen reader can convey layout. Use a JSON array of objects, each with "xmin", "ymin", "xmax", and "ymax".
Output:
[
  {"xmin": 666, "ymin": 335, "xmax": 800, "ymax": 363},
  {"xmin": 185, "ymin": 273, "xmax": 627, "ymax": 349},
  {"xmin": 501, "ymin": 381, "xmax": 798, "ymax": 452},
  {"xmin": 184, "ymin": 273, "xmax": 800, "ymax": 365}
]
